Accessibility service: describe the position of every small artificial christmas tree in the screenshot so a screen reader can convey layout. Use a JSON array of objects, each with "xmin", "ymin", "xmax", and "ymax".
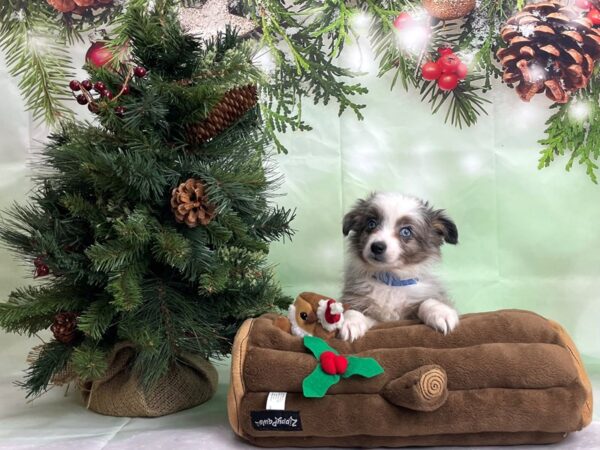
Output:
[{"xmin": 0, "ymin": 2, "xmax": 294, "ymax": 400}]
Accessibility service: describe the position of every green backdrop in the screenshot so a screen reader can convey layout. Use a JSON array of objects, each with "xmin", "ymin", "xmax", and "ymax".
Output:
[{"xmin": 268, "ymin": 46, "xmax": 600, "ymax": 375}]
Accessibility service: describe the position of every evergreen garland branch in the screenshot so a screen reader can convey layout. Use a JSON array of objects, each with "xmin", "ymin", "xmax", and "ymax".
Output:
[
  {"xmin": 0, "ymin": 3, "xmax": 74, "ymax": 124},
  {"xmin": 538, "ymin": 78, "xmax": 600, "ymax": 183}
]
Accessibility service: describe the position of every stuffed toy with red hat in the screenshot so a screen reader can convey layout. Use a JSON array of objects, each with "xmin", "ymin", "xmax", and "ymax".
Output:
[{"xmin": 274, "ymin": 292, "xmax": 348, "ymax": 339}]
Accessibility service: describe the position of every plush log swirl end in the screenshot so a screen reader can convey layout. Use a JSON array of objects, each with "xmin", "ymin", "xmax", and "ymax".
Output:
[{"xmin": 382, "ymin": 364, "xmax": 448, "ymax": 412}]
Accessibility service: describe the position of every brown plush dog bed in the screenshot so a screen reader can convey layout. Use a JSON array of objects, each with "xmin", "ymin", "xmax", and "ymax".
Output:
[{"xmin": 228, "ymin": 309, "xmax": 592, "ymax": 447}]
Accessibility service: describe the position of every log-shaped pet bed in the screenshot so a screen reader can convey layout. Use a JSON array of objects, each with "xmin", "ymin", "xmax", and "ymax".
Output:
[{"xmin": 227, "ymin": 309, "xmax": 592, "ymax": 447}]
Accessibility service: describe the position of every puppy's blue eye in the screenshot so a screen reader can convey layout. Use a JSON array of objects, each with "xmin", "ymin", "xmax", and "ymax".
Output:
[
  {"xmin": 400, "ymin": 227, "xmax": 412, "ymax": 237},
  {"xmin": 367, "ymin": 219, "xmax": 378, "ymax": 230}
]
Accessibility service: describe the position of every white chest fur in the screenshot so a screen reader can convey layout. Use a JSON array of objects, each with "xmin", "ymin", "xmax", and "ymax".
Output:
[{"xmin": 360, "ymin": 280, "xmax": 437, "ymax": 322}]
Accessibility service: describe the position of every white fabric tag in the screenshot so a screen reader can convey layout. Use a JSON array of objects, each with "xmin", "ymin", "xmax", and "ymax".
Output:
[{"xmin": 266, "ymin": 392, "xmax": 287, "ymax": 410}]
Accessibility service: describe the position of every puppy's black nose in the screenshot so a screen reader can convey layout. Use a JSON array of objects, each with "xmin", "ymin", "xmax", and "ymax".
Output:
[{"xmin": 371, "ymin": 241, "xmax": 386, "ymax": 255}]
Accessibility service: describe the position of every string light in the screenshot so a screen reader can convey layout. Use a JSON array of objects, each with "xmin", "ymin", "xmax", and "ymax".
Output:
[
  {"xmin": 394, "ymin": 9, "xmax": 431, "ymax": 56},
  {"xmin": 570, "ymin": 101, "xmax": 590, "ymax": 121},
  {"xmin": 351, "ymin": 11, "xmax": 371, "ymax": 33}
]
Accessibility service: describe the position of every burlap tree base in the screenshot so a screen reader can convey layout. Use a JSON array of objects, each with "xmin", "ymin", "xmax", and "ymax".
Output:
[{"xmin": 81, "ymin": 342, "xmax": 218, "ymax": 417}]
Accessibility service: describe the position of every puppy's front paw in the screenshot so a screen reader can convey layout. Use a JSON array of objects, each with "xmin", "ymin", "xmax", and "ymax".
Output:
[
  {"xmin": 339, "ymin": 310, "xmax": 372, "ymax": 342},
  {"xmin": 419, "ymin": 299, "xmax": 459, "ymax": 335}
]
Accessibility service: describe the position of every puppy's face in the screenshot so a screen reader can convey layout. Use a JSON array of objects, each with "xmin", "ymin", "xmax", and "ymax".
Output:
[{"xmin": 343, "ymin": 193, "xmax": 458, "ymax": 271}]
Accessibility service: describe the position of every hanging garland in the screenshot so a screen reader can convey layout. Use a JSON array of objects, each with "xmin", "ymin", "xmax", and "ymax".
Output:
[
  {"xmin": 1, "ymin": 0, "xmax": 599, "ymax": 181},
  {"xmin": 0, "ymin": 1, "xmax": 122, "ymax": 123},
  {"xmin": 245, "ymin": 0, "xmax": 600, "ymax": 182}
]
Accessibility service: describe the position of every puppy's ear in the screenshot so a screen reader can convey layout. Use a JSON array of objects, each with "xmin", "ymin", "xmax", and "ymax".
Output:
[
  {"xmin": 342, "ymin": 199, "xmax": 366, "ymax": 236},
  {"xmin": 343, "ymin": 210, "xmax": 358, "ymax": 236},
  {"xmin": 431, "ymin": 210, "xmax": 458, "ymax": 245}
]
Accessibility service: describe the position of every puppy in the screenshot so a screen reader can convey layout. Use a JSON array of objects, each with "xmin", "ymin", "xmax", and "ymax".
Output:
[{"xmin": 339, "ymin": 192, "xmax": 459, "ymax": 341}]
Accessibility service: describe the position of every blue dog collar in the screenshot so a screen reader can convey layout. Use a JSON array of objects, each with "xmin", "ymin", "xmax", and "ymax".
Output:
[{"xmin": 373, "ymin": 272, "xmax": 419, "ymax": 287}]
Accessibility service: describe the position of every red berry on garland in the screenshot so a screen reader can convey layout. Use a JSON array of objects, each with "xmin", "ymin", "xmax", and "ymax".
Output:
[
  {"xmin": 421, "ymin": 61, "xmax": 442, "ymax": 81},
  {"xmin": 101, "ymin": 90, "xmax": 114, "ymax": 100},
  {"xmin": 576, "ymin": 0, "xmax": 591, "ymax": 10},
  {"xmin": 438, "ymin": 47, "xmax": 454, "ymax": 56},
  {"xmin": 76, "ymin": 94, "xmax": 88, "ymax": 105},
  {"xmin": 86, "ymin": 42, "xmax": 113, "ymax": 68},
  {"xmin": 133, "ymin": 66, "xmax": 147, "ymax": 78},
  {"xmin": 93, "ymin": 81, "xmax": 106, "ymax": 92},
  {"xmin": 81, "ymin": 79, "xmax": 93, "ymax": 91},
  {"xmin": 69, "ymin": 80, "xmax": 81, "ymax": 91},
  {"xmin": 115, "ymin": 106, "xmax": 126, "ymax": 117},
  {"xmin": 393, "ymin": 12, "xmax": 413, "ymax": 30},
  {"xmin": 439, "ymin": 53, "xmax": 461, "ymax": 73},
  {"xmin": 88, "ymin": 103, "xmax": 100, "ymax": 114},
  {"xmin": 438, "ymin": 73, "xmax": 459, "ymax": 91},
  {"xmin": 587, "ymin": 8, "xmax": 600, "ymax": 25},
  {"xmin": 120, "ymin": 84, "xmax": 130, "ymax": 95},
  {"xmin": 456, "ymin": 62, "xmax": 468, "ymax": 80}
]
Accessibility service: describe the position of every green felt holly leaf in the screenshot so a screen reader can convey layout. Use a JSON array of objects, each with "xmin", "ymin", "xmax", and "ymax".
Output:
[
  {"xmin": 302, "ymin": 366, "xmax": 340, "ymax": 398},
  {"xmin": 301, "ymin": 335, "xmax": 384, "ymax": 398},
  {"xmin": 303, "ymin": 335, "xmax": 337, "ymax": 359},
  {"xmin": 342, "ymin": 356, "xmax": 384, "ymax": 379}
]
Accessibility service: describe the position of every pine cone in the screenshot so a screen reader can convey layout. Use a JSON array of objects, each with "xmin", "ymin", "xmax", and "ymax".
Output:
[
  {"xmin": 46, "ymin": 0, "xmax": 112, "ymax": 13},
  {"xmin": 51, "ymin": 312, "xmax": 79, "ymax": 344},
  {"xmin": 186, "ymin": 84, "xmax": 258, "ymax": 144},
  {"xmin": 171, "ymin": 178, "xmax": 217, "ymax": 227},
  {"xmin": 497, "ymin": 1, "xmax": 600, "ymax": 103}
]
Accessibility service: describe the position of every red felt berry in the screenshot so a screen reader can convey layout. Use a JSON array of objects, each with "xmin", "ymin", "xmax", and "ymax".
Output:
[
  {"xmin": 334, "ymin": 355, "xmax": 348, "ymax": 374},
  {"xmin": 133, "ymin": 66, "xmax": 147, "ymax": 78},
  {"xmin": 101, "ymin": 90, "xmax": 114, "ymax": 100},
  {"xmin": 576, "ymin": 0, "xmax": 592, "ymax": 9},
  {"xmin": 120, "ymin": 84, "xmax": 130, "ymax": 95},
  {"xmin": 438, "ymin": 47, "xmax": 454, "ymax": 56},
  {"xmin": 81, "ymin": 79, "xmax": 93, "ymax": 91},
  {"xmin": 588, "ymin": 8, "xmax": 600, "ymax": 25},
  {"xmin": 320, "ymin": 351, "xmax": 337, "ymax": 375},
  {"xmin": 393, "ymin": 12, "xmax": 413, "ymax": 30},
  {"xmin": 93, "ymin": 81, "xmax": 106, "ymax": 92},
  {"xmin": 438, "ymin": 73, "xmax": 459, "ymax": 91},
  {"xmin": 421, "ymin": 61, "xmax": 442, "ymax": 81},
  {"xmin": 76, "ymin": 94, "xmax": 88, "ymax": 105},
  {"xmin": 456, "ymin": 62, "xmax": 468, "ymax": 80},
  {"xmin": 69, "ymin": 80, "xmax": 81, "ymax": 91},
  {"xmin": 439, "ymin": 53, "xmax": 461, "ymax": 73},
  {"xmin": 115, "ymin": 106, "xmax": 126, "ymax": 117}
]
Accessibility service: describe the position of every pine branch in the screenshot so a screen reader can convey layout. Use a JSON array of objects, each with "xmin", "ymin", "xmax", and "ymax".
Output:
[
  {"xmin": 420, "ymin": 74, "xmax": 490, "ymax": 128},
  {"xmin": 18, "ymin": 340, "xmax": 73, "ymax": 398},
  {"xmin": 0, "ymin": 284, "xmax": 85, "ymax": 335},
  {"xmin": 106, "ymin": 264, "xmax": 145, "ymax": 312},
  {"xmin": 77, "ymin": 298, "xmax": 116, "ymax": 341},
  {"xmin": 0, "ymin": 4, "xmax": 75, "ymax": 123},
  {"xmin": 538, "ymin": 80, "xmax": 600, "ymax": 183},
  {"xmin": 71, "ymin": 342, "xmax": 109, "ymax": 380}
]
